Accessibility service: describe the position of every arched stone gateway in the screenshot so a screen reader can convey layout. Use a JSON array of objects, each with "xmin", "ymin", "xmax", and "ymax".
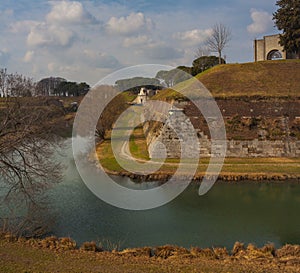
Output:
[
  {"xmin": 267, "ymin": 50, "xmax": 283, "ymax": 60},
  {"xmin": 254, "ymin": 34, "xmax": 293, "ymax": 61}
]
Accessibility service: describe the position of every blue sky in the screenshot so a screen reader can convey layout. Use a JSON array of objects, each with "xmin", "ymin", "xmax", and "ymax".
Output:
[{"xmin": 0, "ymin": 0, "xmax": 279, "ymax": 85}]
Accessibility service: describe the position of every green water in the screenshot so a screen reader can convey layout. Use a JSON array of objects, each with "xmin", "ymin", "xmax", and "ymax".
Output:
[{"xmin": 48, "ymin": 146, "xmax": 300, "ymax": 249}]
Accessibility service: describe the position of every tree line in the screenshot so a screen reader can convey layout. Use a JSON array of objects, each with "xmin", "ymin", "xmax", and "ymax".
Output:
[
  {"xmin": 155, "ymin": 55, "xmax": 226, "ymax": 87},
  {"xmin": 0, "ymin": 68, "xmax": 90, "ymax": 97}
]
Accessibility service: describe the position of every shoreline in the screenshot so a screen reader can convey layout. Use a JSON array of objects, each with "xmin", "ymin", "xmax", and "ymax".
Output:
[
  {"xmin": 1, "ymin": 233, "xmax": 300, "ymax": 272},
  {"xmin": 104, "ymin": 167, "xmax": 300, "ymax": 183},
  {"xmin": 96, "ymin": 139, "xmax": 300, "ymax": 183}
]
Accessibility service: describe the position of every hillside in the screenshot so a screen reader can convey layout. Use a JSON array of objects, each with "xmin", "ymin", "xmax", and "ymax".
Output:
[
  {"xmin": 198, "ymin": 60, "xmax": 300, "ymax": 98},
  {"xmin": 154, "ymin": 60, "xmax": 300, "ymax": 100}
]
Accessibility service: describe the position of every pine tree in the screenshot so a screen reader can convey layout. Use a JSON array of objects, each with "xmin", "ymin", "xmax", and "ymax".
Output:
[{"xmin": 273, "ymin": 0, "xmax": 300, "ymax": 58}]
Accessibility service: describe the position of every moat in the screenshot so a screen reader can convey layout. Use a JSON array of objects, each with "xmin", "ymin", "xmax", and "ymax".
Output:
[{"xmin": 48, "ymin": 141, "xmax": 300, "ymax": 249}]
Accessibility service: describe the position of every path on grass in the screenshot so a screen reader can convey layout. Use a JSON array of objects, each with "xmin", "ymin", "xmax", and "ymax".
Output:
[{"xmin": 116, "ymin": 107, "xmax": 300, "ymax": 172}]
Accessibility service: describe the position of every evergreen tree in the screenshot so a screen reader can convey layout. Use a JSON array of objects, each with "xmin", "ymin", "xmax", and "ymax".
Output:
[
  {"xmin": 273, "ymin": 0, "xmax": 300, "ymax": 58},
  {"xmin": 192, "ymin": 56, "xmax": 225, "ymax": 76}
]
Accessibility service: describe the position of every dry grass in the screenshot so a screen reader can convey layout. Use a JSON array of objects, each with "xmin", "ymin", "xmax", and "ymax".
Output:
[
  {"xmin": 80, "ymin": 241, "xmax": 101, "ymax": 252},
  {"xmin": 1, "ymin": 235, "xmax": 300, "ymax": 273},
  {"xmin": 198, "ymin": 60, "xmax": 300, "ymax": 98},
  {"xmin": 154, "ymin": 60, "xmax": 300, "ymax": 100}
]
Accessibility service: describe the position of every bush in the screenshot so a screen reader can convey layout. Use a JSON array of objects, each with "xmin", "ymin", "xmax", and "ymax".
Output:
[
  {"xmin": 39, "ymin": 236, "xmax": 76, "ymax": 251},
  {"xmin": 155, "ymin": 245, "xmax": 190, "ymax": 259},
  {"xmin": 213, "ymin": 247, "xmax": 229, "ymax": 259},
  {"xmin": 276, "ymin": 244, "xmax": 300, "ymax": 258},
  {"xmin": 59, "ymin": 237, "xmax": 76, "ymax": 250},
  {"xmin": 190, "ymin": 247, "xmax": 217, "ymax": 259},
  {"xmin": 232, "ymin": 242, "xmax": 245, "ymax": 256},
  {"xmin": 80, "ymin": 241, "xmax": 102, "ymax": 252}
]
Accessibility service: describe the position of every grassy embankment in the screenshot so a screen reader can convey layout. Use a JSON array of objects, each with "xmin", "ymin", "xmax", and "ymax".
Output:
[
  {"xmin": 97, "ymin": 126, "xmax": 300, "ymax": 180},
  {"xmin": 1, "ymin": 234, "xmax": 300, "ymax": 273},
  {"xmin": 97, "ymin": 60, "xmax": 300, "ymax": 180},
  {"xmin": 154, "ymin": 59, "xmax": 300, "ymax": 100}
]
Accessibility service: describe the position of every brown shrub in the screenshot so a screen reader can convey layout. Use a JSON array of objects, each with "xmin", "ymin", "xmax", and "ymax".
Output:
[
  {"xmin": 155, "ymin": 245, "xmax": 190, "ymax": 259},
  {"xmin": 260, "ymin": 243, "xmax": 276, "ymax": 256},
  {"xmin": 276, "ymin": 244, "xmax": 300, "ymax": 258},
  {"xmin": 38, "ymin": 236, "xmax": 77, "ymax": 251},
  {"xmin": 190, "ymin": 247, "xmax": 217, "ymax": 259},
  {"xmin": 26, "ymin": 238, "xmax": 39, "ymax": 247},
  {"xmin": 244, "ymin": 243, "xmax": 275, "ymax": 259},
  {"xmin": 213, "ymin": 247, "xmax": 229, "ymax": 259},
  {"xmin": 120, "ymin": 247, "xmax": 152, "ymax": 257},
  {"xmin": 80, "ymin": 241, "xmax": 101, "ymax": 252},
  {"xmin": 40, "ymin": 236, "xmax": 59, "ymax": 249},
  {"xmin": 59, "ymin": 237, "xmax": 76, "ymax": 250},
  {"xmin": 232, "ymin": 242, "xmax": 245, "ymax": 256},
  {"xmin": 4, "ymin": 233, "xmax": 17, "ymax": 242}
]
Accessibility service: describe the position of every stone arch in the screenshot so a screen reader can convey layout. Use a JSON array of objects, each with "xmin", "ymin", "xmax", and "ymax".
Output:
[{"xmin": 267, "ymin": 49, "xmax": 283, "ymax": 60}]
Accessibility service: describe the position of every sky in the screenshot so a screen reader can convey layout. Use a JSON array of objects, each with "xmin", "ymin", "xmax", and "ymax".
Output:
[{"xmin": 0, "ymin": 0, "xmax": 279, "ymax": 85}]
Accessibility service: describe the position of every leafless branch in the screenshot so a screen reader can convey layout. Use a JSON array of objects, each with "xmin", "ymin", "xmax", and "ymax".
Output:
[
  {"xmin": 0, "ymin": 97, "xmax": 64, "ymax": 237},
  {"xmin": 206, "ymin": 23, "xmax": 231, "ymax": 64}
]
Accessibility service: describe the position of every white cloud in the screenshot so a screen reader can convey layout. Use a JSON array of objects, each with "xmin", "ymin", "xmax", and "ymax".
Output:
[
  {"xmin": 247, "ymin": 9, "xmax": 273, "ymax": 35},
  {"xmin": 106, "ymin": 12, "xmax": 153, "ymax": 35},
  {"xmin": 123, "ymin": 35, "xmax": 151, "ymax": 47},
  {"xmin": 10, "ymin": 20, "xmax": 39, "ymax": 33},
  {"xmin": 27, "ymin": 23, "xmax": 75, "ymax": 48},
  {"xmin": 173, "ymin": 28, "xmax": 213, "ymax": 46},
  {"xmin": 23, "ymin": 2, "xmax": 98, "ymax": 50},
  {"xmin": 23, "ymin": 51, "xmax": 34, "ymax": 62},
  {"xmin": 47, "ymin": 1, "xmax": 97, "ymax": 25}
]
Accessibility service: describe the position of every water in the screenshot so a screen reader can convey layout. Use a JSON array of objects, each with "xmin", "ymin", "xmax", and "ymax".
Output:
[{"xmin": 47, "ymin": 140, "xmax": 300, "ymax": 249}]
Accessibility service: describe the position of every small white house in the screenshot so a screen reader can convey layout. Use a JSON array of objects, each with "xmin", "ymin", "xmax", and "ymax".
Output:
[
  {"xmin": 136, "ymin": 87, "xmax": 159, "ymax": 105},
  {"xmin": 136, "ymin": 87, "xmax": 148, "ymax": 105}
]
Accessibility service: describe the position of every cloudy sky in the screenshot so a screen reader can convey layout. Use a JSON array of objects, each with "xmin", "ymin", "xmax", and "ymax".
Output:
[{"xmin": 0, "ymin": 0, "xmax": 279, "ymax": 85}]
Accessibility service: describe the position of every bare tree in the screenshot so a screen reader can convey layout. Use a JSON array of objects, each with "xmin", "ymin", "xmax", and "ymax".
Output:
[
  {"xmin": 194, "ymin": 46, "xmax": 211, "ymax": 59},
  {"xmin": 0, "ymin": 97, "xmax": 64, "ymax": 236},
  {"xmin": 8, "ymin": 73, "xmax": 36, "ymax": 97},
  {"xmin": 206, "ymin": 23, "xmax": 231, "ymax": 64},
  {"xmin": 0, "ymin": 68, "xmax": 35, "ymax": 97},
  {"xmin": 0, "ymin": 68, "xmax": 8, "ymax": 97}
]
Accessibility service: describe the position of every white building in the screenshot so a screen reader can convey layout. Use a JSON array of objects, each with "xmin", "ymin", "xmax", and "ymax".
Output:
[{"xmin": 136, "ymin": 87, "xmax": 159, "ymax": 105}]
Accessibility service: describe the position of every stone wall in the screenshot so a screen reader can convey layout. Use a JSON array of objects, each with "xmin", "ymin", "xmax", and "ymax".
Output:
[
  {"xmin": 226, "ymin": 139, "xmax": 300, "ymax": 157},
  {"xmin": 148, "ymin": 108, "xmax": 200, "ymax": 158},
  {"xmin": 145, "ymin": 104, "xmax": 300, "ymax": 158},
  {"xmin": 254, "ymin": 34, "xmax": 286, "ymax": 61},
  {"xmin": 148, "ymin": 129, "xmax": 300, "ymax": 159}
]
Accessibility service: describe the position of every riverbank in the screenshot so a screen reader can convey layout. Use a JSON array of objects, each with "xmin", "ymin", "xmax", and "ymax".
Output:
[
  {"xmin": 1, "ymin": 234, "xmax": 300, "ymax": 273},
  {"xmin": 97, "ymin": 137, "xmax": 300, "ymax": 182},
  {"xmin": 104, "ymin": 168, "xmax": 300, "ymax": 182}
]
